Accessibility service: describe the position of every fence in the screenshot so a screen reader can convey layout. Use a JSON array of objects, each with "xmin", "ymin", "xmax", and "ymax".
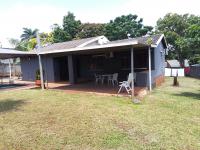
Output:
[{"xmin": 190, "ymin": 65, "xmax": 200, "ymax": 78}]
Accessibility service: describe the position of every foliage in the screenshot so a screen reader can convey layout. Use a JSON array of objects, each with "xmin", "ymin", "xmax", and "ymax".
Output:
[
  {"xmin": 76, "ymin": 23, "xmax": 105, "ymax": 39},
  {"xmin": 35, "ymin": 69, "xmax": 40, "ymax": 80},
  {"xmin": 156, "ymin": 13, "xmax": 200, "ymax": 64},
  {"xmin": 20, "ymin": 28, "xmax": 38, "ymax": 41},
  {"xmin": 51, "ymin": 24, "xmax": 71, "ymax": 43},
  {"xmin": 51, "ymin": 13, "xmax": 152, "ymax": 42},
  {"xmin": 63, "ymin": 12, "xmax": 81, "ymax": 39},
  {"xmin": 10, "ymin": 28, "xmax": 53, "ymax": 51},
  {"xmin": 105, "ymin": 14, "xmax": 153, "ymax": 40},
  {"xmin": 8, "ymin": 38, "xmax": 20, "ymax": 48},
  {"xmin": 51, "ymin": 12, "xmax": 82, "ymax": 43}
]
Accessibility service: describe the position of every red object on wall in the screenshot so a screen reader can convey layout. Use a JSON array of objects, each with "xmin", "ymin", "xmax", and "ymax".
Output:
[{"xmin": 184, "ymin": 67, "xmax": 190, "ymax": 75}]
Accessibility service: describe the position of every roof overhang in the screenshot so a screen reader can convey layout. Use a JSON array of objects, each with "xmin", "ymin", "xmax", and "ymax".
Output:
[
  {"xmin": 39, "ymin": 40, "xmax": 149, "ymax": 55},
  {"xmin": 0, "ymin": 48, "xmax": 36, "ymax": 59},
  {"xmin": 155, "ymin": 34, "xmax": 168, "ymax": 48}
]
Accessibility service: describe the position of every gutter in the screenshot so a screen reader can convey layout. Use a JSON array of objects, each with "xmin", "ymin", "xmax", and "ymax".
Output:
[{"xmin": 39, "ymin": 40, "xmax": 149, "ymax": 55}]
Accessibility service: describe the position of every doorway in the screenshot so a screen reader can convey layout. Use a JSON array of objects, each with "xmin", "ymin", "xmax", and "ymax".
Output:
[{"xmin": 53, "ymin": 56, "xmax": 69, "ymax": 81}]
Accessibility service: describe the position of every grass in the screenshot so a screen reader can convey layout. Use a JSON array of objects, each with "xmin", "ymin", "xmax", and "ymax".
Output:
[{"xmin": 0, "ymin": 77, "xmax": 199, "ymax": 150}]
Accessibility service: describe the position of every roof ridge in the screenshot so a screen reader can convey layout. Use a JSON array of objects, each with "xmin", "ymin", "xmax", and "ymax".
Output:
[{"xmin": 52, "ymin": 36, "xmax": 103, "ymax": 45}]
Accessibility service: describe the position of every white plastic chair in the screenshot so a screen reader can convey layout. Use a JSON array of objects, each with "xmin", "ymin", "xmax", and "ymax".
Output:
[
  {"xmin": 108, "ymin": 73, "xmax": 118, "ymax": 86},
  {"xmin": 118, "ymin": 73, "xmax": 135, "ymax": 94},
  {"xmin": 94, "ymin": 74, "xmax": 102, "ymax": 84}
]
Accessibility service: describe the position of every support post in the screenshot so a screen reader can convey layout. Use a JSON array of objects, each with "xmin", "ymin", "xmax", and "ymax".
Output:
[
  {"xmin": 148, "ymin": 46, "xmax": 152, "ymax": 91},
  {"xmin": 68, "ymin": 55, "xmax": 75, "ymax": 84},
  {"xmin": 131, "ymin": 47, "xmax": 134, "ymax": 99},
  {"xmin": 8, "ymin": 59, "xmax": 12, "ymax": 79},
  {"xmin": 36, "ymin": 32, "xmax": 45, "ymax": 90}
]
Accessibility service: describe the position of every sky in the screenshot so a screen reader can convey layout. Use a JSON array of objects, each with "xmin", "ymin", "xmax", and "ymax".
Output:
[{"xmin": 0, "ymin": 0, "xmax": 199, "ymax": 48}]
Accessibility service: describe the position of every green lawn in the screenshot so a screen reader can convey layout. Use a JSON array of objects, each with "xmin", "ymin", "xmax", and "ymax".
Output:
[{"xmin": 0, "ymin": 77, "xmax": 199, "ymax": 150}]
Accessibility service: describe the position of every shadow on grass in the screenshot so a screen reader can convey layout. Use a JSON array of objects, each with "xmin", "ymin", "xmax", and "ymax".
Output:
[
  {"xmin": 173, "ymin": 92, "xmax": 200, "ymax": 100},
  {"xmin": 0, "ymin": 99, "xmax": 26, "ymax": 113}
]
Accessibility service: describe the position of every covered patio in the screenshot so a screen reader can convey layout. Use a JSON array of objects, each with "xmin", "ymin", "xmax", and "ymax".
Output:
[{"xmin": 39, "ymin": 39, "xmax": 154, "ymax": 97}]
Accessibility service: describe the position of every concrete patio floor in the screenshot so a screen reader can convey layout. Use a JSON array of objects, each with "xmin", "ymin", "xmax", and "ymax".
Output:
[
  {"xmin": 47, "ymin": 82, "xmax": 148, "ymax": 97},
  {"xmin": 2, "ymin": 78, "xmax": 148, "ymax": 97}
]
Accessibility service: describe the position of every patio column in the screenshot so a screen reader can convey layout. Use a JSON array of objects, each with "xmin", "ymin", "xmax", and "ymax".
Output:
[
  {"xmin": 148, "ymin": 46, "xmax": 152, "ymax": 91},
  {"xmin": 36, "ymin": 32, "xmax": 45, "ymax": 90},
  {"xmin": 68, "ymin": 55, "xmax": 75, "ymax": 84},
  {"xmin": 8, "ymin": 59, "xmax": 12, "ymax": 79},
  {"xmin": 131, "ymin": 47, "xmax": 134, "ymax": 98}
]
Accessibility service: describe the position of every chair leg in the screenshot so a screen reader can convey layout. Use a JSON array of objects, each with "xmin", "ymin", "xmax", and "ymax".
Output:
[
  {"xmin": 125, "ymin": 87, "xmax": 130, "ymax": 94},
  {"xmin": 108, "ymin": 80, "xmax": 110, "ymax": 85},
  {"xmin": 101, "ymin": 78, "xmax": 104, "ymax": 84},
  {"xmin": 95, "ymin": 79, "xmax": 98, "ymax": 84},
  {"xmin": 118, "ymin": 86, "xmax": 123, "ymax": 94}
]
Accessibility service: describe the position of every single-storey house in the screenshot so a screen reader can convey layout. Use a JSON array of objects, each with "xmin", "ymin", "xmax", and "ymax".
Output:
[{"xmin": 0, "ymin": 34, "xmax": 168, "ymax": 91}]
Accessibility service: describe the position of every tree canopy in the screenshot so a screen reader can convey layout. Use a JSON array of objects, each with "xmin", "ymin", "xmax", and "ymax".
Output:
[
  {"xmin": 105, "ymin": 14, "xmax": 153, "ymax": 40},
  {"xmin": 156, "ymin": 13, "xmax": 200, "ymax": 64},
  {"xmin": 51, "ymin": 12, "xmax": 152, "ymax": 42},
  {"xmin": 20, "ymin": 28, "xmax": 38, "ymax": 41},
  {"xmin": 12, "ymin": 12, "xmax": 200, "ymax": 65},
  {"xmin": 52, "ymin": 12, "xmax": 81, "ymax": 43},
  {"xmin": 76, "ymin": 23, "xmax": 105, "ymax": 39},
  {"xmin": 63, "ymin": 12, "xmax": 81, "ymax": 39}
]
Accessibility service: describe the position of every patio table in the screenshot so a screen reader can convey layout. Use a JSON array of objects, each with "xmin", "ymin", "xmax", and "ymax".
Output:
[{"xmin": 101, "ymin": 74, "xmax": 113, "ymax": 84}]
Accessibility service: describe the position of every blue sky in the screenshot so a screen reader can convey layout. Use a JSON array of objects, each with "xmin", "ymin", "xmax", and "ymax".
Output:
[{"xmin": 0, "ymin": 0, "xmax": 199, "ymax": 47}]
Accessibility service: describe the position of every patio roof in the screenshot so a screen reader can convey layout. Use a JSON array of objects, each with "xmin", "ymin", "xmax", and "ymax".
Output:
[
  {"xmin": 0, "ymin": 34, "xmax": 167, "ymax": 58},
  {"xmin": 39, "ymin": 39, "xmax": 147, "ymax": 55},
  {"xmin": 38, "ymin": 34, "xmax": 167, "ymax": 55},
  {"xmin": 0, "ymin": 48, "xmax": 35, "ymax": 59}
]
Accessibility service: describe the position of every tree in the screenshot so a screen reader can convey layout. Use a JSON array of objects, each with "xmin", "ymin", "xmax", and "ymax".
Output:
[
  {"xmin": 9, "ymin": 29, "xmax": 52, "ymax": 51},
  {"xmin": 8, "ymin": 38, "xmax": 29, "ymax": 51},
  {"xmin": 105, "ymin": 14, "xmax": 153, "ymax": 40},
  {"xmin": 63, "ymin": 12, "xmax": 81, "ymax": 39},
  {"xmin": 20, "ymin": 28, "xmax": 38, "ymax": 41},
  {"xmin": 76, "ymin": 23, "xmax": 105, "ymax": 39},
  {"xmin": 51, "ymin": 24, "xmax": 71, "ymax": 43},
  {"xmin": 156, "ymin": 13, "xmax": 200, "ymax": 64},
  {"xmin": 8, "ymin": 38, "xmax": 20, "ymax": 48}
]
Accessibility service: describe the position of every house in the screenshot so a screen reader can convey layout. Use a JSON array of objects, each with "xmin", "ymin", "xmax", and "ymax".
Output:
[
  {"xmin": 165, "ymin": 60, "xmax": 184, "ymax": 77},
  {"xmin": 0, "ymin": 34, "xmax": 168, "ymax": 91}
]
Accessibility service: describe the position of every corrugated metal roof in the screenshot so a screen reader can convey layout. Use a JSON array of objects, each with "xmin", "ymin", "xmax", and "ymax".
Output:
[
  {"xmin": 166, "ymin": 60, "xmax": 181, "ymax": 68},
  {"xmin": 0, "ymin": 34, "xmax": 167, "ymax": 57},
  {"xmin": 38, "ymin": 34, "xmax": 166, "ymax": 54},
  {"xmin": 39, "ymin": 36, "xmax": 104, "ymax": 52},
  {"xmin": 0, "ymin": 48, "xmax": 35, "ymax": 59},
  {"xmin": 105, "ymin": 34, "xmax": 162, "ymax": 46}
]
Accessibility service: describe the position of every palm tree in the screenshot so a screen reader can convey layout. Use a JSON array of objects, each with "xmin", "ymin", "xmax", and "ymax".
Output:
[{"xmin": 20, "ymin": 28, "xmax": 38, "ymax": 41}]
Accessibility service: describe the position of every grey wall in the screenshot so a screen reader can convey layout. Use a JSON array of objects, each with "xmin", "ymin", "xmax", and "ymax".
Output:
[
  {"xmin": 136, "ymin": 43, "xmax": 165, "ymax": 87},
  {"xmin": 21, "ymin": 55, "xmax": 55, "ymax": 82},
  {"xmin": 21, "ymin": 57, "xmax": 39, "ymax": 81},
  {"xmin": 152, "ymin": 42, "xmax": 165, "ymax": 80}
]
